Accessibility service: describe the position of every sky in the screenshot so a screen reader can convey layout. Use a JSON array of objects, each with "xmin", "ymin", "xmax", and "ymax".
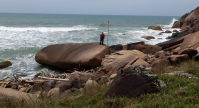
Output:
[{"xmin": 0, "ymin": 0, "xmax": 198, "ymax": 16}]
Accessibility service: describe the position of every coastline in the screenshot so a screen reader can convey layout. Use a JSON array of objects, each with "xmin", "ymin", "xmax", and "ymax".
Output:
[
  {"xmin": 0, "ymin": 14, "xmax": 180, "ymax": 79},
  {"xmin": 1, "ymin": 6, "xmax": 199, "ymax": 107}
]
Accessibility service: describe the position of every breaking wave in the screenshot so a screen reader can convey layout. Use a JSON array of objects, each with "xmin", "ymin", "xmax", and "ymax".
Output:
[{"xmin": 0, "ymin": 25, "xmax": 98, "ymax": 32}]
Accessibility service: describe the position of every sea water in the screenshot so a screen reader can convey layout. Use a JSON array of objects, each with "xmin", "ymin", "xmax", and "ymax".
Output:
[{"xmin": 0, "ymin": 13, "xmax": 180, "ymax": 79}]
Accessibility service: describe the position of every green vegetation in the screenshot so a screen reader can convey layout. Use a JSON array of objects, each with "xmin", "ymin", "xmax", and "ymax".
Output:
[{"xmin": 2, "ymin": 60, "xmax": 199, "ymax": 108}]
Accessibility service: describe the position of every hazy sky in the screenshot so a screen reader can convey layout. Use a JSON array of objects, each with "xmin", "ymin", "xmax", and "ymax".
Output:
[{"xmin": 0, "ymin": 0, "xmax": 198, "ymax": 16}]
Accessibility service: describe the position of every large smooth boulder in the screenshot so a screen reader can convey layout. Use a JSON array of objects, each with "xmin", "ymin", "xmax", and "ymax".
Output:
[
  {"xmin": 104, "ymin": 65, "xmax": 161, "ymax": 98},
  {"xmin": 102, "ymin": 50, "xmax": 146, "ymax": 72},
  {"xmin": 141, "ymin": 36, "xmax": 155, "ymax": 40},
  {"xmin": 0, "ymin": 61, "xmax": 12, "ymax": 69},
  {"xmin": 35, "ymin": 43, "xmax": 109, "ymax": 69},
  {"xmin": 128, "ymin": 42, "xmax": 162, "ymax": 54}
]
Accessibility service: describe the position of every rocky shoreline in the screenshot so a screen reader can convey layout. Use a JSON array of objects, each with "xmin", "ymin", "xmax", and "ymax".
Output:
[{"xmin": 0, "ymin": 6, "xmax": 199, "ymax": 104}]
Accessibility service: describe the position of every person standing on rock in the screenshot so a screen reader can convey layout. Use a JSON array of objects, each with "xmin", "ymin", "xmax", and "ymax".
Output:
[{"xmin": 100, "ymin": 31, "xmax": 106, "ymax": 45}]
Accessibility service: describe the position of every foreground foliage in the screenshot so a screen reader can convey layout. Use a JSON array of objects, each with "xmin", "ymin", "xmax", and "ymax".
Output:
[{"xmin": 2, "ymin": 60, "xmax": 199, "ymax": 108}]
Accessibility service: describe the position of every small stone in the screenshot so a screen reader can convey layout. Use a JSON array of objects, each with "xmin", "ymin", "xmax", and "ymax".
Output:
[
  {"xmin": 84, "ymin": 80, "xmax": 98, "ymax": 88},
  {"xmin": 110, "ymin": 74, "xmax": 117, "ymax": 80}
]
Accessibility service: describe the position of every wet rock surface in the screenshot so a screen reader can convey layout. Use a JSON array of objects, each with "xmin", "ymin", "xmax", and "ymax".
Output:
[{"xmin": 0, "ymin": 61, "xmax": 12, "ymax": 69}]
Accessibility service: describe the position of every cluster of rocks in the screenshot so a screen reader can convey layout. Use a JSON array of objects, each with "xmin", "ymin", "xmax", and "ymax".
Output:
[
  {"xmin": 0, "ymin": 63, "xmax": 164, "ymax": 101},
  {"xmin": 1, "ymin": 6, "xmax": 199, "ymax": 101},
  {"xmin": 157, "ymin": 7, "xmax": 199, "ymax": 61},
  {"xmin": 108, "ymin": 6, "xmax": 199, "ymax": 75},
  {"xmin": 140, "ymin": 26, "xmax": 179, "ymax": 40},
  {"xmin": 0, "ymin": 68, "xmax": 117, "ymax": 101},
  {"xmin": 172, "ymin": 7, "xmax": 199, "ymax": 34}
]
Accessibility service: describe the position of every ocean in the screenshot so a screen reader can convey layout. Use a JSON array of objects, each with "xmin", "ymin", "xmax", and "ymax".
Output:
[{"xmin": 0, "ymin": 13, "xmax": 180, "ymax": 79}]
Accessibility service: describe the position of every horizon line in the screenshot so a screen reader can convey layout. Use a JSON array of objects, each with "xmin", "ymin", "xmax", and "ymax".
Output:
[{"xmin": 0, "ymin": 12, "xmax": 181, "ymax": 17}]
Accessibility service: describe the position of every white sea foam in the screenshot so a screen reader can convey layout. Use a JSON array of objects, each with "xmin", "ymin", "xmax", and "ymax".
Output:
[
  {"xmin": 0, "ymin": 25, "xmax": 98, "ymax": 32},
  {"xmin": 162, "ymin": 18, "xmax": 178, "ymax": 29},
  {"xmin": 125, "ymin": 18, "xmax": 180, "ymax": 45}
]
